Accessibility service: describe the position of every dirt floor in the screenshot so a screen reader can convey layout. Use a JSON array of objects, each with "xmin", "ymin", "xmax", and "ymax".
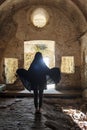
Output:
[{"xmin": 0, "ymin": 97, "xmax": 87, "ymax": 130}]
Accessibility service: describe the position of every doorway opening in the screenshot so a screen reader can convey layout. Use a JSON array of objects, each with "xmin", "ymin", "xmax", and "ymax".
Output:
[
  {"xmin": 24, "ymin": 40, "xmax": 55, "ymax": 69},
  {"xmin": 24, "ymin": 40, "xmax": 57, "ymax": 93}
]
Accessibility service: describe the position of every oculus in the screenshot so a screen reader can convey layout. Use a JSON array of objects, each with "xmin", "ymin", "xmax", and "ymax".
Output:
[{"xmin": 31, "ymin": 8, "xmax": 49, "ymax": 28}]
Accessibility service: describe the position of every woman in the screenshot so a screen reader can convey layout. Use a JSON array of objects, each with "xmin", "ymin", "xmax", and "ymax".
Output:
[
  {"xmin": 16, "ymin": 52, "xmax": 61, "ymax": 114},
  {"xmin": 27, "ymin": 52, "xmax": 49, "ymax": 113},
  {"xmin": 17, "ymin": 52, "xmax": 49, "ymax": 113}
]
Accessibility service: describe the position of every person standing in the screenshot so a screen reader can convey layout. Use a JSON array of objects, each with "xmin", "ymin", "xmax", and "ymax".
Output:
[
  {"xmin": 17, "ymin": 52, "xmax": 49, "ymax": 114},
  {"xmin": 27, "ymin": 52, "xmax": 49, "ymax": 113},
  {"xmin": 16, "ymin": 52, "xmax": 61, "ymax": 114}
]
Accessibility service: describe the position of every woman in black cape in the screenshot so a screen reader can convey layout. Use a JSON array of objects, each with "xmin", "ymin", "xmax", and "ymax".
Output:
[{"xmin": 16, "ymin": 52, "xmax": 61, "ymax": 114}]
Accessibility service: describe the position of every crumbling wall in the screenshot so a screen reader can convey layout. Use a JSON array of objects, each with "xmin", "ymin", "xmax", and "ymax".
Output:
[
  {"xmin": 81, "ymin": 33, "xmax": 87, "ymax": 98},
  {"xmin": 0, "ymin": 0, "xmax": 86, "ymax": 92}
]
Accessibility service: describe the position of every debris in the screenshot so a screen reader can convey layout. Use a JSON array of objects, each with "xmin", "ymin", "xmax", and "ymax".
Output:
[{"xmin": 63, "ymin": 108, "xmax": 87, "ymax": 129}]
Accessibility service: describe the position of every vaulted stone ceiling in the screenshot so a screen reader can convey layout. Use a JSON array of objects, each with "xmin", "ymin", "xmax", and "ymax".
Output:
[
  {"xmin": 0, "ymin": 0, "xmax": 87, "ymax": 21},
  {"xmin": 0, "ymin": 0, "xmax": 87, "ymax": 20},
  {"xmin": 0, "ymin": 0, "xmax": 87, "ymax": 61},
  {"xmin": 72, "ymin": 0, "xmax": 87, "ymax": 20},
  {"xmin": 0, "ymin": 0, "xmax": 87, "ymax": 90}
]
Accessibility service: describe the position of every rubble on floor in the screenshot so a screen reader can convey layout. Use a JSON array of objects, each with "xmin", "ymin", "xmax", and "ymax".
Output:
[
  {"xmin": 0, "ymin": 98, "xmax": 86, "ymax": 130},
  {"xmin": 43, "ymin": 98, "xmax": 87, "ymax": 130}
]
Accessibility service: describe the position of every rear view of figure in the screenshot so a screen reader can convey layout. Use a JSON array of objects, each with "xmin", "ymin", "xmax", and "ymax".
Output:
[
  {"xmin": 16, "ymin": 52, "xmax": 61, "ymax": 114},
  {"xmin": 27, "ymin": 52, "xmax": 49, "ymax": 113}
]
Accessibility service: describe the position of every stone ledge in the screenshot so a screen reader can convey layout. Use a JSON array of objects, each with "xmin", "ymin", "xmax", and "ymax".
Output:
[{"xmin": 0, "ymin": 90, "xmax": 82, "ymax": 99}]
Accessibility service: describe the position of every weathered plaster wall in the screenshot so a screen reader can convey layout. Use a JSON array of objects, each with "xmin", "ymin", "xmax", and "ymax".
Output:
[
  {"xmin": 71, "ymin": 0, "xmax": 87, "ymax": 21},
  {"xmin": 0, "ymin": 5, "xmax": 81, "ymax": 90},
  {"xmin": 81, "ymin": 33, "xmax": 87, "ymax": 98},
  {"xmin": 0, "ymin": 0, "xmax": 87, "ymax": 93}
]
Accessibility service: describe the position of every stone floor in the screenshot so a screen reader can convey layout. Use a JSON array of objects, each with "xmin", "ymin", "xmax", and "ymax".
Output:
[
  {"xmin": 0, "ymin": 97, "xmax": 87, "ymax": 130},
  {"xmin": 0, "ymin": 98, "xmax": 49, "ymax": 130}
]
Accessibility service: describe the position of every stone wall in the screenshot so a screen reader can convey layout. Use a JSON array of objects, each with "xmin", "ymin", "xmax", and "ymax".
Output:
[
  {"xmin": 0, "ymin": 0, "xmax": 87, "ymax": 93},
  {"xmin": 0, "ymin": 5, "xmax": 81, "ymax": 90},
  {"xmin": 81, "ymin": 34, "xmax": 87, "ymax": 98}
]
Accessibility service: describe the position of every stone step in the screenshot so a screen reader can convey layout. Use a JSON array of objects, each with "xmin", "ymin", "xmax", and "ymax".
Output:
[{"xmin": 0, "ymin": 90, "xmax": 82, "ymax": 98}]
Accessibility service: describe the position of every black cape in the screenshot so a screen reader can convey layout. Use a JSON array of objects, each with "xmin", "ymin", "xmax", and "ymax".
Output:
[
  {"xmin": 16, "ymin": 54, "xmax": 61, "ymax": 91},
  {"xmin": 16, "ymin": 67, "xmax": 61, "ymax": 91}
]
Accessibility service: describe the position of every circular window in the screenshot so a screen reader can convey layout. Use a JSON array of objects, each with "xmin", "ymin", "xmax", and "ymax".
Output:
[{"xmin": 31, "ymin": 8, "xmax": 49, "ymax": 28}]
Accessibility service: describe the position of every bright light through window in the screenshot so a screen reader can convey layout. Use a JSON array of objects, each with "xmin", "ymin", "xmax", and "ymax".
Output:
[
  {"xmin": 24, "ymin": 40, "xmax": 55, "ymax": 69},
  {"xmin": 31, "ymin": 8, "xmax": 49, "ymax": 28},
  {"xmin": 43, "ymin": 57, "xmax": 49, "ymax": 67},
  {"xmin": 4, "ymin": 58, "xmax": 18, "ymax": 84},
  {"xmin": 61, "ymin": 56, "xmax": 75, "ymax": 73}
]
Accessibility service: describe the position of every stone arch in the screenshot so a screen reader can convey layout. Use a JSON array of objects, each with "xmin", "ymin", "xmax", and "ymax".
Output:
[
  {"xmin": 0, "ymin": 0, "xmax": 86, "ymax": 52},
  {"xmin": 0, "ymin": 0, "xmax": 86, "ymax": 29},
  {"xmin": 0, "ymin": 0, "xmax": 87, "ymax": 93}
]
